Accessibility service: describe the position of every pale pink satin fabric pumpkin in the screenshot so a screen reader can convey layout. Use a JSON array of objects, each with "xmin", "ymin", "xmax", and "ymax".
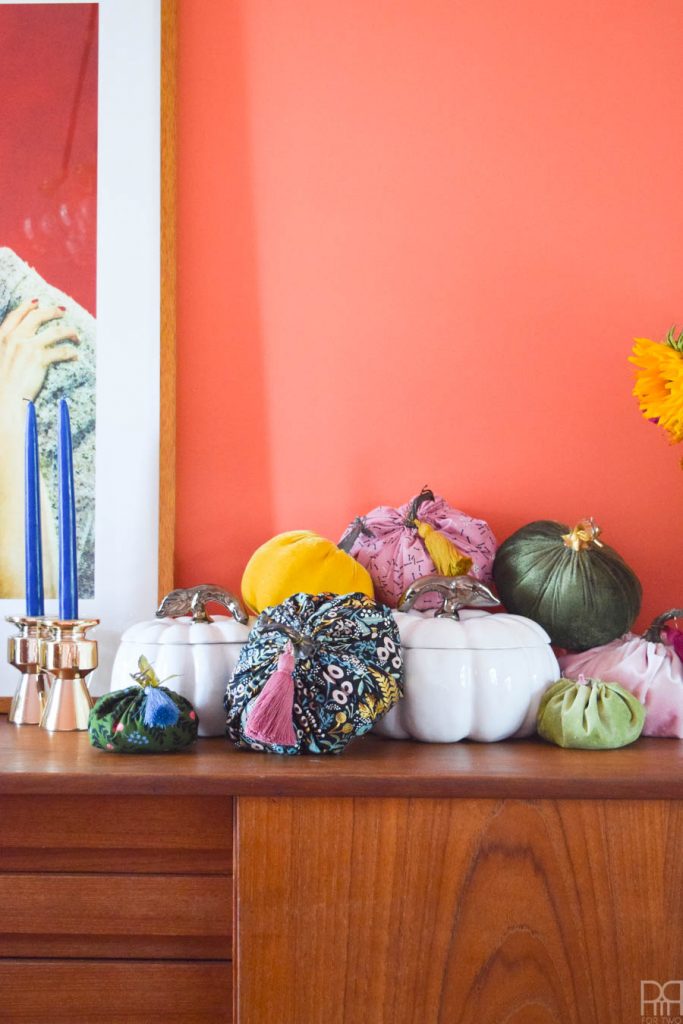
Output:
[
  {"xmin": 338, "ymin": 488, "xmax": 497, "ymax": 609},
  {"xmin": 559, "ymin": 609, "xmax": 683, "ymax": 738}
]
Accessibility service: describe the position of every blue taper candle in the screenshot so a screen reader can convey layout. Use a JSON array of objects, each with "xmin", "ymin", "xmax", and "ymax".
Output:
[
  {"xmin": 24, "ymin": 401, "xmax": 44, "ymax": 617},
  {"xmin": 57, "ymin": 399, "xmax": 78, "ymax": 620}
]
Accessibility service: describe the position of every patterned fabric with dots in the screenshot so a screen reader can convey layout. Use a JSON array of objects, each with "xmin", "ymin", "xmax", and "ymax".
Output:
[{"xmin": 225, "ymin": 592, "xmax": 404, "ymax": 755}]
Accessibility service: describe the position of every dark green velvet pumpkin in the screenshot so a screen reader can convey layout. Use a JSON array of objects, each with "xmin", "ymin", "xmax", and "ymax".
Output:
[{"xmin": 493, "ymin": 519, "xmax": 642, "ymax": 652}]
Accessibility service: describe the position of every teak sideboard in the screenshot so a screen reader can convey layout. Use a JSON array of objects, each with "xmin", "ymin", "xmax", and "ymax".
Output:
[{"xmin": 0, "ymin": 718, "xmax": 681, "ymax": 1024}]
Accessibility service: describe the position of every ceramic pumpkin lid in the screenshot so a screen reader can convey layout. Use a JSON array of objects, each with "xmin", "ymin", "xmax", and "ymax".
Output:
[
  {"xmin": 120, "ymin": 585, "xmax": 252, "ymax": 645},
  {"xmin": 394, "ymin": 575, "xmax": 551, "ymax": 650}
]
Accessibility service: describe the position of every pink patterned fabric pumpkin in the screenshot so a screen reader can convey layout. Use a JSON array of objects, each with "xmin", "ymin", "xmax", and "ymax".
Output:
[
  {"xmin": 338, "ymin": 487, "xmax": 497, "ymax": 609},
  {"xmin": 559, "ymin": 609, "xmax": 683, "ymax": 738}
]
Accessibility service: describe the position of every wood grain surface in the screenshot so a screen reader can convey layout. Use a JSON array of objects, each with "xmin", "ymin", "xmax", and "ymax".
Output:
[
  {"xmin": 0, "ymin": 794, "xmax": 232, "ymax": 872},
  {"xmin": 0, "ymin": 872, "xmax": 231, "ymax": 959},
  {"xmin": 1, "ymin": 719, "xmax": 682, "ymax": 798},
  {"xmin": 236, "ymin": 796, "xmax": 683, "ymax": 1024},
  {"xmin": 0, "ymin": 960, "xmax": 231, "ymax": 1023}
]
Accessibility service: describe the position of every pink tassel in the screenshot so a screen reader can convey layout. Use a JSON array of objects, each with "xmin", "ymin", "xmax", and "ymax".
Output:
[{"xmin": 245, "ymin": 644, "xmax": 297, "ymax": 746}]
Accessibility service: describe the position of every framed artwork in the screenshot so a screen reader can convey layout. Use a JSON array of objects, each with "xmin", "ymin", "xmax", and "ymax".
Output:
[{"xmin": 0, "ymin": 0, "xmax": 176, "ymax": 705}]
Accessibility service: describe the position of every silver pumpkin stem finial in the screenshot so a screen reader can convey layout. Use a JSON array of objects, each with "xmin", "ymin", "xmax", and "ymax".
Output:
[
  {"xmin": 156, "ymin": 585, "xmax": 249, "ymax": 625},
  {"xmin": 398, "ymin": 574, "xmax": 499, "ymax": 620}
]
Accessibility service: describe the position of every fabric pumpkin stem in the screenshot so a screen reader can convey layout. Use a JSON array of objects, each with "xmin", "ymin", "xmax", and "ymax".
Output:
[{"xmin": 643, "ymin": 608, "xmax": 683, "ymax": 643}]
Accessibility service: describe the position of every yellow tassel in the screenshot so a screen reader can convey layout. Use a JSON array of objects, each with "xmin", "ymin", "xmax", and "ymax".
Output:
[{"xmin": 414, "ymin": 520, "xmax": 473, "ymax": 577}]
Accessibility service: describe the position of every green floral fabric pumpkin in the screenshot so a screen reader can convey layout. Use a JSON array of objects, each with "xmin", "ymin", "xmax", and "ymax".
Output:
[
  {"xmin": 493, "ymin": 518, "xmax": 642, "ymax": 651},
  {"xmin": 537, "ymin": 675, "xmax": 645, "ymax": 749},
  {"xmin": 89, "ymin": 657, "xmax": 199, "ymax": 753}
]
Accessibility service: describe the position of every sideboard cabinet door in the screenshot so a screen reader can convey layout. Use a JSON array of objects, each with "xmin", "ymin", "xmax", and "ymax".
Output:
[{"xmin": 235, "ymin": 796, "xmax": 683, "ymax": 1024}]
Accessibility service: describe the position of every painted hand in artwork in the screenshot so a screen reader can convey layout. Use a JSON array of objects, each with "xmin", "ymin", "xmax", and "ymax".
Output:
[{"xmin": 0, "ymin": 299, "xmax": 79, "ymax": 409}]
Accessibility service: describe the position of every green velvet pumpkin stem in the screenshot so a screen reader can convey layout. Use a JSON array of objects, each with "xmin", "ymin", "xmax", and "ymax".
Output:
[
  {"xmin": 643, "ymin": 609, "xmax": 683, "ymax": 642},
  {"xmin": 561, "ymin": 518, "xmax": 603, "ymax": 551}
]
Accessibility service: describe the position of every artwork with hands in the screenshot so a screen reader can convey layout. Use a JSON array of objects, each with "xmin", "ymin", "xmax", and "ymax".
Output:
[{"xmin": 0, "ymin": 4, "xmax": 97, "ymax": 600}]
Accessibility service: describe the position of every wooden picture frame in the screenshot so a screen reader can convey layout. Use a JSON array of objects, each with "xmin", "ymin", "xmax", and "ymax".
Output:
[
  {"xmin": 0, "ymin": 1, "xmax": 176, "ymax": 714},
  {"xmin": 159, "ymin": 0, "xmax": 177, "ymax": 603}
]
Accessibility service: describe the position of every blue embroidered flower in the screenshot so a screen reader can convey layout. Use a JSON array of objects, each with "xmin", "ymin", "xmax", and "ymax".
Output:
[{"xmin": 127, "ymin": 732, "xmax": 150, "ymax": 746}]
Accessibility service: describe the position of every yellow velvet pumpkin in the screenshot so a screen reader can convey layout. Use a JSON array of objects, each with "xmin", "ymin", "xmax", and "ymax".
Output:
[{"xmin": 241, "ymin": 530, "xmax": 375, "ymax": 613}]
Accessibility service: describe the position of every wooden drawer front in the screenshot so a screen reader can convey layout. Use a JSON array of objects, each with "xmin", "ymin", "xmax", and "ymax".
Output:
[
  {"xmin": 0, "ymin": 795, "xmax": 233, "ymax": 873},
  {"xmin": 0, "ymin": 960, "xmax": 231, "ymax": 1023},
  {"xmin": 0, "ymin": 874, "xmax": 232, "ymax": 959}
]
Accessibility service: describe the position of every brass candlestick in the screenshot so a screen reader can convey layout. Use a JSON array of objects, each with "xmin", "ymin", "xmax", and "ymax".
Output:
[
  {"xmin": 39, "ymin": 619, "xmax": 99, "ymax": 732},
  {"xmin": 6, "ymin": 616, "xmax": 51, "ymax": 726}
]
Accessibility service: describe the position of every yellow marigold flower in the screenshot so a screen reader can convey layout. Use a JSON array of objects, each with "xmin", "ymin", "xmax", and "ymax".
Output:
[{"xmin": 630, "ymin": 336, "xmax": 683, "ymax": 444}]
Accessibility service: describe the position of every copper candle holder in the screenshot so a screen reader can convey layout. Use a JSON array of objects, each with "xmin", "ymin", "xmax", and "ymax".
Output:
[
  {"xmin": 39, "ymin": 619, "xmax": 99, "ymax": 732},
  {"xmin": 5, "ymin": 616, "xmax": 51, "ymax": 726}
]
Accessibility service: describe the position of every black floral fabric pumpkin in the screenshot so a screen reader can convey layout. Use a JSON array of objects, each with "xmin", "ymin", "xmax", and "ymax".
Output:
[{"xmin": 225, "ymin": 592, "xmax": 403, "ymax": 755}]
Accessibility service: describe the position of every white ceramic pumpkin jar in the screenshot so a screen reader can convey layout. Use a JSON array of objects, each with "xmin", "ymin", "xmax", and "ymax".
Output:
[
  {"xmin": 375, "ymin": 575, "xmax": 560, "ymax": 743},
  {"xmin": 110, "ymin": 585, "xmax": 251, "ymax": 736}
]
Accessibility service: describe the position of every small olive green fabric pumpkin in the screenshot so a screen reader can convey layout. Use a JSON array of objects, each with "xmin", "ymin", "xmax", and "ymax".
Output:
[
  {"xmin": 89, "ymin": 657, "xmax": 199, "ymax": 754},
  {"xmin": 493, "ymin": 518, "xmax": 642, "ymax": 651},
  {"xmin": 537, "ymin": 675, "xmax": 645, "ymax": 749}
]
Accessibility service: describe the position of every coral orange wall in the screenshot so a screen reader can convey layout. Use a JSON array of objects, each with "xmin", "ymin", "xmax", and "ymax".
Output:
[{"xmin": 176, "ymin": 0, "xmax": 683, "ymax": 626}]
